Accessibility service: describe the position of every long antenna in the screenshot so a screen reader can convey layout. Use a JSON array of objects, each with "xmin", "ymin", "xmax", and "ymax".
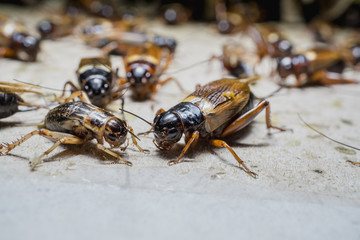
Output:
[
  {"xmin": 120, "ymin": 108, "xmax": 153, "ymax": 126},
  {"xmin": 127, "ymin": 129, "xmax": 140, "ymax": 141},
  {"xmin": 13, "ymin": 79, "xmax": 72, "ymax": 92},
  {"xmin": 94, "ymin": 58, "xmax": 113, "ymax": 72},
  {"xmin": 298, "ymin": 114, "xmax": 360, "ymax": 151},
  {"xmin": 261, "ymin": 86, "xmax": 283, "ymax": 99},
  {"xmin": 163, "ymin": 58, "xmax": 211, "ymax": 76}
]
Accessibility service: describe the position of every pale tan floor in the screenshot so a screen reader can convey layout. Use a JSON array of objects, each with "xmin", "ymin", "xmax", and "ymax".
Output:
[{"xmin": 0, "ymin": 4, "xmax": 359, "ymax": 240}]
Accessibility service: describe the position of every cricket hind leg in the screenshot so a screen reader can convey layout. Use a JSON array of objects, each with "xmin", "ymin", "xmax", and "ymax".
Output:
[
  {"xmin": 311, "ymin": 70, "xmax": 358, "ymax": 85},
  {"xmin": 221, "ymin": 99, "xmax": 285, "ymax": 138},
  {"xmin": 210, "ymin": 139, "xmax": 257, "ymax": 178},
  {"xmin": 0, "ymin": 128, "xmax": 133, "ymax": 166},
  {"xmin": 0, "ymin": 129, "xmax": 85, "ymax": 159}
]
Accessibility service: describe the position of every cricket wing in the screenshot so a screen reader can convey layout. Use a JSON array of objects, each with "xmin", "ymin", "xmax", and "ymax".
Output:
[
  {"xmin": 304, "ymin": 48, "xmax": 342, "ymax": 73},
  {"xmin": 184, "ymin": 79, "xmax": 251, "ymax": 133}
]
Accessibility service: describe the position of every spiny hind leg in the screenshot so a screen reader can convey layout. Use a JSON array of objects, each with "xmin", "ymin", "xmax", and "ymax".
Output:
[
  {"xmin": 311, "ymin": 70, "xmax": 357, "ymax": 85},
  {"xmin": 38, "ymin": 132, "xmax": 86, "ymax": 159},
  {"xmin": 0, "ymin": 129, "xmax": 42, "ymax": 154},
  {"xmin": 210, "ymin": 139, "xmax": 257, "ymax": 178},
  {"xmin": 0, "ymin": 129, "xmax": 85, "ymax": 158},
  {"xmin": 221, "ymin": 99, "xmax": 285, "ymax": 138}
]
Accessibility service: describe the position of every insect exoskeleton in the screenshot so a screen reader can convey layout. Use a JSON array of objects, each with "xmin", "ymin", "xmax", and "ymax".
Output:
[
  {"xmin": 0, "ymin": 81, "xmax": 45, "ymax": 119},
  {"xmin": 123, "ymin": 41, "xmax": 182, "ymax": 102},
  {"xmin": 60, "ymin": 56, "xmax": 125, "ymax": 108},
  {"xmin": 277, "ymin": 48, "xmax": 358, "ymax": 87},
  {"xmin": 152, "ymin": 77, "xmax": 285, "ymax": 178},
  {"xmin": 0, "ymin": 94, "xmax": 147, "ymax": 167},
  {"xmin": 37, "ymin": 15, "xmax": 77, "ymax": 40},
  {"xmin": 0, "ymin": 14, "xmax": 41, "ymax": 61},
  {"xmin": 221, "ymin": 42, "xmax": 258, "ymax": 78}
]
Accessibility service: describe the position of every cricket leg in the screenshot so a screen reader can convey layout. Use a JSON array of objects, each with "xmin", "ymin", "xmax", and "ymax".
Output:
[
  {"xmin": 127, "ymin": 126, "xmax": 149, "ymax": 153},
  {"xmin": 221, "ymin": 99, "xmax": 285, "ymax": 138},
  {"xmin": 347, "ymin": 160, "xmax": 360, "ymax": 166},
  {"xmin": 150, "ymin": 77, "xmax": 181, "ymax": 109},
  {"xmin": 64, "ymin": 90, "xmax": 91, "ymax": 104},
  {"xmin": 102, "ymin": 41, "xmax": 119, "ymax": 56},
  {"xmin": 158, "ymin": 76, "xmax": 184, "ymax": 92},
  {"xmin": 38, "ymin": 132, "xmax": 86, "ymax": 159},
  {"xmin": 168, "ymin": 131, "xmax": 199, "ymax": 166},
  {"xmin": 265, "ymin": 101, "xmax": 287, "ymax": 132},
  {"xmin": 0, "ymin": 129, "xmax": 42, "ymax": 155},
  {"xmin": 311, "ymin": 70, "xmax": 358, "ymax": 85},
  {"xmin": 210, "ymin": 139, "xmax": 257, "ymax": 178},
  {"xmin": 0, "ymin": 47, "xmax": 15, "ymax": 60},
  {"xmin": 96, "ymin": 144, "xmax": 132, "ymax": 166},
  {"xmin": 120, "ymin": 139, "xmax": 130, "ymax": 152},
  {"xmin": 0, "ymin": 84, "xmax": 44, "ymax": 95},
  {"xmin": 160, "ymin": 55, "xmax": 173, "ymax": 73},
  {"xmin": 62, "ymin": 81, "xmax": 79, "ymax": 95},
  {"xmin": 0, "ymin": 129, "xmax": 85, "ymax": 158}
]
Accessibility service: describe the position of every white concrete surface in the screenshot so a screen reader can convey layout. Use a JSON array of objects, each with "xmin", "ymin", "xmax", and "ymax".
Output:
[{"xmin": 0, "ymin": 4, "xmax": 359, "ymax": 240}]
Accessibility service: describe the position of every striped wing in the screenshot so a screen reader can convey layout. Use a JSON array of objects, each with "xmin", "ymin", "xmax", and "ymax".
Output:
[
  {"xmin": 304, "ymin": 48, "xmax": 342, "ymax": 73},
  {"xmin": 184, "ymin": 78, "xmax": 251, "ymax": 133}
]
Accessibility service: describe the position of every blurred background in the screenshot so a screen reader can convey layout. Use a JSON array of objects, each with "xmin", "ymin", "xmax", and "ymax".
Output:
[{"xmin": 1, "ymin": 0, "xmax": 360, "ymax": 25}]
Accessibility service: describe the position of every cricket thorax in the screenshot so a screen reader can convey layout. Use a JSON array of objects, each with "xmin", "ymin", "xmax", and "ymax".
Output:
[{"xmin": 169, "ymin": 102, "xmax": 205, "ymax": 132}]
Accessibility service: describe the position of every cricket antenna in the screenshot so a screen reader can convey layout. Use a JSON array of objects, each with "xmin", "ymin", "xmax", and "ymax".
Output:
[
  {"xmin": 262, "ymin": 86, "xmax": 284, "ymax": 99},
  {"xmin": 163, "ymin": 58, "xmax": 211, "ymax": 76},
  {"xmin": 138, "ymin": 129, "xmax": 155, "ymax": 136},
  {"xmin": 127, "ymin": 129, "xmax": 140, "ymax": 141},
  {"xmin": 13, "ymin": 79, "xmax": 72, "ymax": 92},
  {"xmin": 298, "ymin": 114, "xmax": 360, "ymax": 151},
  {"xmin": 120, "ymin": 108, "xmax": 153, "ymax": 126}
]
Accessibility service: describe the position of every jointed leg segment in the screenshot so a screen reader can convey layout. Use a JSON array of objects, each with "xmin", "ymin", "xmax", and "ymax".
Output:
[
  {"xmin": 0, "ymin": 128, "xmax": 132, "ymax": 166},
  {"xmin": 168, "ymin": 131, "xmax": 199, "ymax": 166},
  {"xmin": 0, "ymin": 129, "xmax": 85, "ymax": 158},
  {"xmin": 210, "ymin": 139, "xmax": 257, "ymax": 178},
  {"xmin": 128, "ymin": 126, "xmax": 149, "ymax": 153},
  {"xmin": 221, "ymin": 99, "xmax": 285, "ymax": 138}
]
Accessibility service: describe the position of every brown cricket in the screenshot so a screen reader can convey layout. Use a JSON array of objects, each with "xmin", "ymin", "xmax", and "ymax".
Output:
[
  {"xmin": 0, "ymin": 92, "xmax": 147, "ymax": 166},
  {"xmin": 152, "ymin": 77, "xmax": 285, "ymax": 178}
]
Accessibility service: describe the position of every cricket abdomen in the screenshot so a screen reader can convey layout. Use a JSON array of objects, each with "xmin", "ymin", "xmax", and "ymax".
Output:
[{"xmin": 44, "ymin": 101, "xmax": 95, "ymax": 138}]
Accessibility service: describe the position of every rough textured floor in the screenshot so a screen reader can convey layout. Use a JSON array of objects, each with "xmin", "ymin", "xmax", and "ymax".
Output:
[{"xmin": 0, "ymin": 4, "xmax": 359, "ymax": 240}]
